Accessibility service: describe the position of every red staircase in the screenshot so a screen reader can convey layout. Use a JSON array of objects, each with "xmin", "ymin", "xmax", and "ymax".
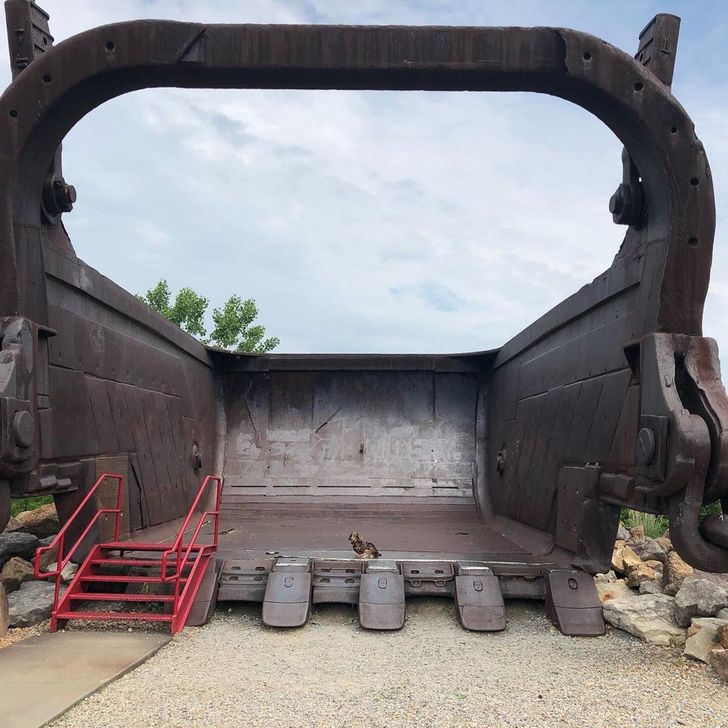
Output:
[{"xmin": 34, "ymin": 473, "xmax": 223, "ymax": 634}]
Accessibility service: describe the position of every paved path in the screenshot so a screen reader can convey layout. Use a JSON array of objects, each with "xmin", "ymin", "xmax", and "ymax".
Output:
[
  {"xmin": 51, "ymin": 600, "xmax": 727, "ymax": 728},
  {"xmin": 0, "ymin": 631, "xmax": 169, "ymax": 728}
]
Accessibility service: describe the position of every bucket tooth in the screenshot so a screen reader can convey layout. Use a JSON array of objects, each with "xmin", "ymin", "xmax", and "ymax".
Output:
[
  {"xmin": 455, "ymin": 564, "xmax": 506, "ymax": 632},
  {"xmin": 544, "ymin": 569, "xmax": 605, "ymax": 636},
  {"xmin": 262, "ymin": 558, "xmax": 312, "ymax": 628},
  {"xmin": 358, "ymin": 560, "xmax": 405, "ymax": 630}
]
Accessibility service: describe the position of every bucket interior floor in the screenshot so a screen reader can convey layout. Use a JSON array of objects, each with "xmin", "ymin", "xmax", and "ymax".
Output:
[{"xmin": 128, "ymin": 500, "xmax": 571, "ymax": 566}]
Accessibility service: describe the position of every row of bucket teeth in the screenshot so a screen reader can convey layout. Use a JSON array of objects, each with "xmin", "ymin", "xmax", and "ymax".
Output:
[{"xmin": 218, "ymin": 558, "xmax": 604, "ymax": 635}]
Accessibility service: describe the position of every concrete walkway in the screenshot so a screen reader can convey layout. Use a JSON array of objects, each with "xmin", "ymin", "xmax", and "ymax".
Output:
[{"xmin": 0, "ymin": 631, "xmax": 169, "ymax": 728}]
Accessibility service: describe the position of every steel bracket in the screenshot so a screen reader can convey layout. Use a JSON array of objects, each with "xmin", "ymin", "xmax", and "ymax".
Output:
[
  {"xmin": 312, "ymin": 559, "xmax": 362, "ymax": 604},
  {"xmin": 402, "ymin": 561, "xmax": 454, "ymax": 597},
  {"xmin": 217, "ymin": 558, "xmax": 273, "ymax": 602}
]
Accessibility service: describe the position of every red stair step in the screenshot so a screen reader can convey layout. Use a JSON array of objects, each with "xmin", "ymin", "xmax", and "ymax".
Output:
[
  {"xmin": 100, "ymin": 541, "xmax": 205, "ymax": 551},
  {"xmin": 68, "ymin": 592, "xmax": 175, "ymax": 603},
  {"xmin": 56, "ymin": 611, "xmax": 173, "ymax": 622},
  {"xmin": 90, "ymin": 558, "xmax": 180, "ymax": 568},
  {"xmin": 79, "ymin": 574, "xmax": 188, "ymax": 584}
]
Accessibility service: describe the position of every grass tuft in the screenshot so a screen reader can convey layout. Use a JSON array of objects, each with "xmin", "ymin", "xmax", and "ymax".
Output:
[{"xmin": 10, "ymin": 494, "xmax": 54, "ymax": 517}]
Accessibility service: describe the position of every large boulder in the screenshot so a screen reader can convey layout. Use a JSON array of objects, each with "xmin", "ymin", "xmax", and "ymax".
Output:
[
  {"xmin": 709, "ymin": 648, "xmax": 728, "ymax": 682},
  {"xmin": 596, "ymin": 578, "xmax": 633, "ymax": 603},
  {"xmin": 9, "ymin": 503, "xmax": 59, "ymax": 538},
  {"xmin": 674, "ymin": 579, "xmax": 728, "ymax": 627},
  {"xmin": 718, "ymin": 624, "xmax": 728, "ymax": 649},
  {"xmin": 599, "ymin": 584, "xmax": 686, "ymax": 646},
  {"xmin": 0, "ymin": 557, "xmax": 35, "ymax": 593},
  {"xmin": 684, "ymin": 618, "xmax": 728, "ymax": 663},
  {"xmin": 662, "ymin": 551, "xmax": 694, "ymax": 596},
  {"xmin": 0, "ymin": 582, "xmax": 8, "ymax": 637},
  {"xmin": 0, "ymin": 532, "xmax": 40, "ymax": 569},
  {"xmin": 7, "ymin": 580, "xmax": 55, "ymax": 627}
]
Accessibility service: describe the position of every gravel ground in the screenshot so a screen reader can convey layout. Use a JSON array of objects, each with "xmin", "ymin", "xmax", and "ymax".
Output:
[
  {"xmin": 0, "ymin": 620, "xmax": 49, "ymax": 650},
  {"xmin": 50, "ymin": 599, "xmax": 727, "ymax": 728}
]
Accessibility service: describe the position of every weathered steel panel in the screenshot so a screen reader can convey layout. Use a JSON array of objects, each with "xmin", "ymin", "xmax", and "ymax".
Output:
[{"xmin": 222, "ymin": 370, "xmax": 478, "ymax": 500}]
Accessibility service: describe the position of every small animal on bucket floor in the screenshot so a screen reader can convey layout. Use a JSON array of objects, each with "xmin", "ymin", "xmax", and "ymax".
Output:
[{"xmin": 349, "ymin": 531, "xmax": 381, "ymax": 559}]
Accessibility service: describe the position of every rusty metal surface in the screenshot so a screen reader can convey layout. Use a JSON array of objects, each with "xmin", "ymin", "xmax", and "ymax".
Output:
[
  {"xmin": 221, "ymin": 369, "xmax": 481, "ymax": 500},
  {"xmin": 0, "ymin": 3, "xmax": 726, "ymax": 577}
]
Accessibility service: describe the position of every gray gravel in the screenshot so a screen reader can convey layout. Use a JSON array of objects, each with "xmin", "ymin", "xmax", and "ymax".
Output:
[{"xmin": 51, "ymin": 600, "xmax": 728, "ymax": 728}]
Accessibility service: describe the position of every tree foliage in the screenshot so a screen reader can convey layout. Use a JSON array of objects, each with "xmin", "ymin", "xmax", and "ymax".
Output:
[{"xmin": 139, "ymin": 279, "xmax": 279, "ymax": 353}]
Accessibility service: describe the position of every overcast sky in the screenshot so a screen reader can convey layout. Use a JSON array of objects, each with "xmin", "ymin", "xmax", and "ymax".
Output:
[{"xmin": 1, "ymin": 1, "xmax": 726, "ymax": 355}]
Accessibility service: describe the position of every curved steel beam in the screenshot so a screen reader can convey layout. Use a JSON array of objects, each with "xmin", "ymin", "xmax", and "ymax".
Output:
[{"xmin": 0, "ymin": 21, "xmax": 715, "ymax": 338}]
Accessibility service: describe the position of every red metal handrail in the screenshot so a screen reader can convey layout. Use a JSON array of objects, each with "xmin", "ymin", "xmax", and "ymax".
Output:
[
  {"xmin": 34, "ymin": 472, "xmax": 124, "ymax": 609},
  {"xmin": 160, "ymin": 475, "xmax": 223, "ymax": 618}
]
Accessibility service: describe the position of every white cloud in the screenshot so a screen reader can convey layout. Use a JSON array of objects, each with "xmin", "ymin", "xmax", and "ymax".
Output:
[{"xmin": 0, "ymin": 1, "xmax": 725, "ymax": 356}]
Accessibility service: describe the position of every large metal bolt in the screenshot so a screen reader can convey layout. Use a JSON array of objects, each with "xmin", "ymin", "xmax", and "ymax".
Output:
[
  {"xmin": 53, "ymin": 180, "xmax": 77, "ymax": 213},
  {"xmin": 636, "ymin": 427, "xmax": 656, "ymax": 466},
  {"xmin": 12, "ymin": 411, "xmax": 34, "ymax": 448},
  {"xmin": 609, "ymin": 184, "xmax": 632, "ymax": 224}
]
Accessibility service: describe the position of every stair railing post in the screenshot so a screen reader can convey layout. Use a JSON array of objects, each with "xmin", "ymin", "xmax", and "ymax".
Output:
[
  {"xmin": 53, "ymin": 532, "xmax": 64, "ymax": 610},
  {"xmin": 213, "ymin": 477, "xmax": 222, "ymax": 548},
  {"xmin": 113, "ymin": 475, "xmax": 124, "ymax": 541}
]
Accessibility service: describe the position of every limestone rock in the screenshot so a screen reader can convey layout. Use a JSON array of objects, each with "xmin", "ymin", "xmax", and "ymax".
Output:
[
  {"xmin": 11, "ymin": 503, "xmax": 59, "ymax": 538},
  {"xmin": 0, "ymin": 557, "xmax": 35, "ymax": 593},
  {"xmin": 639, "ymin": 579, "xmax": 663, "ymax": 596},
  {"xmin": 718, "ymin": 624, "xmax": 728, "ymax": 649},
  {"xmin": 625, "ymin": 562, "xmax": 659, "ymax": 589},
  {"xmin": 36, "ymin": 537, "xmax": 58, "ymax": 571},
  {"xmin": 717, "ymin": 608, "xmax": 728, "ymax": 621},
  {"xmin": 711, "ymin": 648, "xmax": 728, "ymax": 682},
  {"xmin": 674, "ymin": 579, "xmax": 728, "ymax": 627},
  {"xmin": 617, "ymin": 523, "xmax": 630, "ymax": 542},
  {"xmin": 654, "ymin": 536, "xmax": 672, "ymax": 552},
  {"xmin": 629, "ymin": 525, "xmax": 645, "ymax": 542},
  {"xmin": 621, "ymin": 545, "xmax": 641, "ymax": 572},
  {"xmin": 7, "ymin": 580, "xmax": 55, "ymax": 627},
  {"xmin": 4, "ymin": 516, "xmax": 21, "ymax": 533},
  {"xmin": 0, "ymin": 582, "xmax": 8, "ymax": 637},
  {"xmin": 43, "ymin": 560, "xmax": 78, "ymax": 583},
  {"xmin": 0, "ymin": 532, "xmax": 40, "ymax": 569},
  {"xmin": 596, "ymin": 579, "xmax": 633, "ymax": 603},
  {"xmin": 662, "ymin": 551, "xmax": 694, "ymax": 596},
  {"xmin": 684, "ymin": 618, "xmax": 728, "ymax": 663},
  {"xmin": 611, "ymin": 540, "xmax": 626, "ymax": 574},
  {"xmin": 594, "ymin": 571, "xmax": 618, "ymax": 584},
  {"xmin": 601, "ymin": 590, "xmax": 686, "ymax": 646},
  {"xmin": 633, "ymin": 540, "xmax": 667, "ymax": 564}
]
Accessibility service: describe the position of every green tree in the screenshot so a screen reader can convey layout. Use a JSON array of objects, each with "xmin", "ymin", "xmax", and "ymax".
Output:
[{"xmin": 139, "ymin": 280, "xmax": 279, "ymax": 353}]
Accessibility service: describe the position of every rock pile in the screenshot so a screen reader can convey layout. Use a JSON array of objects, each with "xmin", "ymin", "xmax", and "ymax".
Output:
[
  {"xmin": 597, "ymin": 524, "xmax": 728, "ymax": 682},
  {"xmin": 1, "ymin": 502, "xmax": 63, "ymax": 630}
]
